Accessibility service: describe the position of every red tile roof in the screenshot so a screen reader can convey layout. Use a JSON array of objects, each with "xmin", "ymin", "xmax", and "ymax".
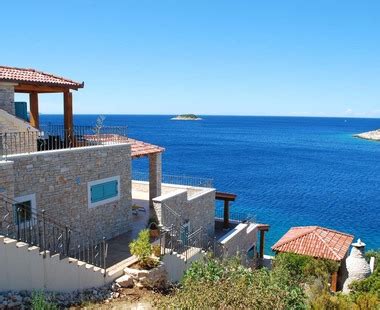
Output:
[
  {"xmin": 83, "ymin": 134, "xmax": 165, "ymax": 158},
  {"xmin": 271, "ymin": 226, "xmax": 354, "ymax": 261},
  {"xmin": 0, "ymin": 66, "xmax": 83, "ymax": 88},
  {"xmin": 128, "ymin": 138, "xmax": 165, "ymax": 158}
]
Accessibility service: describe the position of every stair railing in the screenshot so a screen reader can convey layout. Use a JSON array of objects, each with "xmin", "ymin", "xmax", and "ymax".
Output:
[{"xmin": 0, "ymin": 194, "xmax": 108, "ymax": 272}]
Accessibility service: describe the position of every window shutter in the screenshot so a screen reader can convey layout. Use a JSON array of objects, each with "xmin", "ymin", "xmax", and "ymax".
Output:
[
  {"xmin": 102, "ymin": 180, "xmax": 118, "ymax": 199},
  {"xmin": 91, "ymin": 183, "xmax": 105, "ymax": 203}
]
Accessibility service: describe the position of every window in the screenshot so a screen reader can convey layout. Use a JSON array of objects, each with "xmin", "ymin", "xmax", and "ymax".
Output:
[
  {"xmin": 247, "ymin": 245, "xmax": 256, "ymax": 260},
  {"xmin": 13, "ymin": 194, "xmax": 36, "ymax": 225},
  {"xmin": 88, "ymin": 176, "xmax": 120, "ymax": 208}
]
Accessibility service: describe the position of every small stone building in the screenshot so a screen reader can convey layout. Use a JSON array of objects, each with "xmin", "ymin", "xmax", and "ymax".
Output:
[{"xmin": 272, "ymin": 226, "xmax": 354, "ymax": 291}]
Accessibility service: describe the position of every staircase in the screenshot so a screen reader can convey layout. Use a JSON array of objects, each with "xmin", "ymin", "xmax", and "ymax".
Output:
[
  {"xmin": 0, "ymin": 194, "xmax": 126, "ymax": 291},
  {"xmin": 0, "ymin": 234, "xmax": 123, "ymax": 291}
]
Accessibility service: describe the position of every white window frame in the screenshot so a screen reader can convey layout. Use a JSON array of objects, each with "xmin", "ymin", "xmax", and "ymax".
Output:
[
  {"xmin": 87, "ymin": 176, "xmax": 121, "ymax": 209},
  {"xmin": 14, "ymin": 193, "xmax": 37, "ymax": 225}
]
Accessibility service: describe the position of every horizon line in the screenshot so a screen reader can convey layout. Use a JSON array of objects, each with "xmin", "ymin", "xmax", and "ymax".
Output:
[{"xmin": 39, "ymin": 113, "xmax": 380, "ymax": 120}]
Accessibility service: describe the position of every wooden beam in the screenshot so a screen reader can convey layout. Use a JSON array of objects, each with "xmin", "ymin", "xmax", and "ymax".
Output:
[
  {"xmin": 331, "ymin": 272, "xmax": 338, "ymax": 292},
  {"xmin": 15, "ymin": 83, "xmax": 78, "ymax": 93},
  {"xmin": 63, "ymin": 91, "xmax": 73, "ymax": 133},
  {"xmin": 29, "ymin": 92, "xmax": 39, "ymax": 129},
  {"xmin": 216, "ymin": 192, "xmax": 237, "ymax": 201},
  {"xmin": 223, "ymin": 200, "xmax": 230, "ymax": 229}
]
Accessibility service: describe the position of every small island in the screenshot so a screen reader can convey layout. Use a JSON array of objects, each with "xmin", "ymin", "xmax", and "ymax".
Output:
[
  {"xmin": 171, "ymin": 114, "xmax": 203, "ymax": 121},
  {"xmin": 354, "ymin": 129, "xmax": 380, "ymax": 141}
]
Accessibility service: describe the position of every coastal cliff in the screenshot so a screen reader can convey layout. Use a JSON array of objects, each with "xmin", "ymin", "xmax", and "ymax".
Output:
[{"xmin": 354, "ymin": 129, "xmax": 380, "ymax": 141}]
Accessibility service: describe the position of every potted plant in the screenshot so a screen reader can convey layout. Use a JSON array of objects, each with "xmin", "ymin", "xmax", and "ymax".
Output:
[
  {"xmin": 148, "ymin": 216, "xmax": 160, "ymax": 238},
  {"xmin": 125, "ymin": 229, "xmax": 167, "ymax": 289}
]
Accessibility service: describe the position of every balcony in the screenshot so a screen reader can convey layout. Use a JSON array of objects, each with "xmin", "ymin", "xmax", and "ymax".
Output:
[{"xmin": 0, "ymin": 124, "xmax": 128, "ymax": 157}]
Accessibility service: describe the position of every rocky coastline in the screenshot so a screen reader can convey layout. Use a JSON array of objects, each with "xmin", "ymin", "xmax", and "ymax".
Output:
[{"xmin": 354, "ymin": 129, "xmax": 380, "ymax": 141}]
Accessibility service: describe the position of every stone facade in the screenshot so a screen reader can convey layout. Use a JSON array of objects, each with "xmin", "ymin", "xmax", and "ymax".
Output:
[
  {"xmin": 0, "ymin": 161, "xmax": 15, "ymax": 231},
  {"xmin": 124, "ymin": 262, "xmax": 167, "ymax": 289},
  {"xmin": 0, "ymin": 84, "xmax": 15, "ymax": 115},
  {"xmin": 0, "ymin": 109, "xmax": 39, "ymax": 156},
  {"xmin": 153, "ymin": 187, "xmax": 215, "ymax": 237},
  {"xmin": 217, "ymin": 222, "xmax": 259, "ymax": 267},
  {"xmin": 4, "ymin": 143, "xmax": 132, "ymax": 242},
  {"xmin": 148, "ymin": 153, "xmax": 162, "ymax": 206}
]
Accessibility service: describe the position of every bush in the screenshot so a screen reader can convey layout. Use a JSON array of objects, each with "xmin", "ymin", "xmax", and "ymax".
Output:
[
  {"xmin": 129, "ymin": 229, "xmax": 158, "ymax": 269},
  {"xmin": 157, "ymin": 252, "xmax": 379, "ymax": 309},
  {"xmin": 158, "ymin": 256, "xmax": 306, "ymax": 309},
  {"xmin": 274, "ymin": 253, "xmax": 339, "ymax": 285},
  {"xmin": 31, "ymin": 291, "xmax": 57, "ymax": 310}
]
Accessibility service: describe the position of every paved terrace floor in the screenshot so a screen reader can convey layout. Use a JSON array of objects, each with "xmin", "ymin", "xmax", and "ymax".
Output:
[{"xmin": 106, "ymin": 198, "xmax": 149, "ymax": 268}]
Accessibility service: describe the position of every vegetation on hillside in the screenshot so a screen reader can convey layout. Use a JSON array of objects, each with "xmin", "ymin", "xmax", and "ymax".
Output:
[{"xmin": 157, "ymin": 252, "xmax": 380, "ymax": 310}]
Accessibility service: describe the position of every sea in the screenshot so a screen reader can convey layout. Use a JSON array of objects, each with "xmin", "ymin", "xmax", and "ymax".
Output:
[{"xmin": 40, "ymin": 115, "xmax": 380, "ymax": 253}]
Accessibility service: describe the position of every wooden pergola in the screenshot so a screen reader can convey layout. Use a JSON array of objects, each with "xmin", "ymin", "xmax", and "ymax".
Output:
[
  {"xmin": 0, "ymin": 66, "xmax": 84, "ymax": 131},
  {"xmin": 215, "ymin": 191, "xmax": 237, "ymax": 229}
]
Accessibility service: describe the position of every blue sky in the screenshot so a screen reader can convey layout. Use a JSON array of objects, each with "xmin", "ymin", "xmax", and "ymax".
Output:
[{"xmin": 1, "ymin": 0, "xmax": 380, "ymax": 117}]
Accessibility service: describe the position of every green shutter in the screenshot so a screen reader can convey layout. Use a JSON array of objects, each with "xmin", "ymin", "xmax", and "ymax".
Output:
[
  {"xmin": 91, "ymin": 183, "xmax": 105, "ymax": 203},
  {"xmin": 91, "ymin": 180, "xmax": 118, "ymax": 203},
  {"xmin": 14, "ymin": 102, "xmax": 28, "ymax": 121},
  {"xmin": 103, "ymin": 180, "xmax": 118, "ymax": 199}
]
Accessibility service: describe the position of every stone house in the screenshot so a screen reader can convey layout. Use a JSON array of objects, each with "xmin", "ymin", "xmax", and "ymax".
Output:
[{"xmin": 0, "ymin": 66, "xmax": 269, "ymax": 291}]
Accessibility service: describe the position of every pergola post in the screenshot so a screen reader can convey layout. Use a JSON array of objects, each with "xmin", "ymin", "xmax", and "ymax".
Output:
[
  {"xmin": 223, "ymin": 200, "xmax": 230, "ymax": 229},
  {"xmin": 29, "ymin": 92, "xmax": 39, "ymax": 129},
  {"xmin": 149, "ymin": 153, "xmax": 162, "ymax": 208},
  {"xmin": 63, "ymin": 91, "xmax": 73, "ymax": 133}
]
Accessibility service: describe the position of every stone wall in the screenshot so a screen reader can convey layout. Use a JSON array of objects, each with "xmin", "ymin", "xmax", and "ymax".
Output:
[
  {"xmin": 6, "ymin": 143, "xmax": 132, "ymax": 242},
  {"xmin": 153, "ymin": 187, "xmax": 215, "ymax": 237},
  {"xmin": 0, "ymin": 84, "xmax": 15, "ymax": 115},
  {"xmin": 0, "ymin": 109, "xmax": 39, "ymax": 156},
  {"xmin": 0, "ymin": 161, "xmax": 15, "ymax": 231},
  {"xmin": 218, "ymin": 222, "xmax": 259, "ymax": 267},
  {"xmin": 163, "ymin": 248, "xmax": 205, "ymax": 283}
]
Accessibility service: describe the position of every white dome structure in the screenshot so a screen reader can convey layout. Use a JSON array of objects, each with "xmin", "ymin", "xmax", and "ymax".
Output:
[{"xmin": 343, "ymin": 239, "xmax": 371, "ymax": 293}]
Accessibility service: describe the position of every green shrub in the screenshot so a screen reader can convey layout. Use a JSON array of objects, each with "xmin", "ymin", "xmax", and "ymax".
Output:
[
  {"xmin": 158, "ymin": 256, "xmax": 306, "ymax": 309},
  {"xmin": 129, "ymin": 229, "xmax": 158, "ymax": 269},
  {"xmin": 365, "ymin": 249, "xmax": 380, "ymax": 271},
  {"xmin": 31, "ymin": 291, "xmax": 57, "ymax": 310},
  {"xmin": 274, "ymin": 253, "xmax": 339, "ymax": 285},
  {"xmin": 157, "ymin": 252, "xmax": 379, "ymax": 309},
  {"xmin": 350, "ymin": 266, "xmax": 380, "ymax": 299}
]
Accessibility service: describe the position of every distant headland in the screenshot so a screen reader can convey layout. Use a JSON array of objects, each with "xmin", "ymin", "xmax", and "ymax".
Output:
[
  {"xmin": 354, "ymin": 129, "xmax": 380, "ymax": 141},
  {"xmin": 171, "ymin": 114, "xmax": 202, "ymax": 121}
]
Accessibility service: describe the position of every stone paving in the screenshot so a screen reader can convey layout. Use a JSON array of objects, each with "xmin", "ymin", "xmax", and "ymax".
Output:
[{"xmin": 106, "ymin": 198, "xmax": 149, "ymax": 268}]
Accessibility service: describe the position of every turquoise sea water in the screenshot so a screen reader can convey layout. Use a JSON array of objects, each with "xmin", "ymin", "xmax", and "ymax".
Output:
[{"xmin": 41, "ymin": 115, "xmax": 380, "ymax": 253}]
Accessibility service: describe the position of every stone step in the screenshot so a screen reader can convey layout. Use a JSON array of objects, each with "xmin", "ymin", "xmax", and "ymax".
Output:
[
  {"xmin": 28, "ymin": 246, "xmax": 40, "ymax": 253},
  {"xmin": 3, "ymin": 238, "xmax": 17, "ymax": 245},
  {"xmin": 115, "ymin": 274, "xmax": 133, "ymax": 288}
]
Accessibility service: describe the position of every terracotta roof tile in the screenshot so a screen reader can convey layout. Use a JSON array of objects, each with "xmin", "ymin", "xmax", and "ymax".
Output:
[
  {"xmin": 0, "ymin": 66, "xmax": 83, "ymax": 88},
  {"xmin": 271, "ymin": 226, "xmax": 354, "ymax": 261},
  {"xmin": 83, "ymin": 134, "xmax": 165, "ymax": 158}
]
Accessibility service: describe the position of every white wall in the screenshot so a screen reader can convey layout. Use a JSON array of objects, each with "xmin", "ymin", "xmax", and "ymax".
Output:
[
  {"xmin": 218, "ymin": 222, "xmax": 259, "ymax": 266},
  {"xmin": 0, "ymin": 236, "xmax": 119, "ymax": 292},
  {"xmin": 163, "ymin": 249, "xmax": 205, "ymax": 283}
]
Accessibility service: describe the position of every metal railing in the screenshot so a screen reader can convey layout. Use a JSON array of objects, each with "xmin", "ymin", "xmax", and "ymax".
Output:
[
  {"xmin": 0, "ymin": 124, "xmax": 128, "ymax": 157},
  {"xmin": 133, "ymin": 171, "xmax": 213, "ymax": 188},
  {"xmin": 161, "ymin": 203, "xmax": 182, "ymax": 230},
  {"xmin": 159, "ymin": 225, "xmax": 208, "ymax": 262},
  {"xmin": 0, "ymin": 194, "xmax": 108, "ymax": 270},
  {"xmin": 214, "ymin": 208, "xmax": 256, "ymax": 223}
]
